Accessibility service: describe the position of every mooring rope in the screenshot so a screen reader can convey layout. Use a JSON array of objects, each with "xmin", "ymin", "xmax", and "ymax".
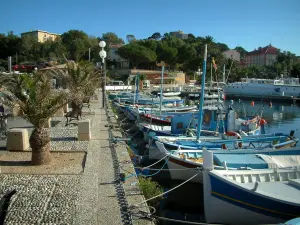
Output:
[{"xmin": 132, "ymin": 171, "xmax": 200, "ymax": 206}]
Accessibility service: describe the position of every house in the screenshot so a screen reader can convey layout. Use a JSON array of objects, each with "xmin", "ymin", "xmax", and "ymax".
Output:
[
  {"xmin": 223, "ymin": 50, "xmax": 241, "ymax": 62},
  {"xmin": 130, "ymin": 69, "xmax": 186, "ymax": 85},
  {"xmin": 246, "ymin": 45, "xmax": 278, "ymax": 67},
  {"xmin": 107, "ymin": 44, "xmax": 130, "ymax": 69},
  {"xmin": 170, "ymin": 30, "xmax": 188, "ymax": 40},
  {"xmin": 21, "ymin": 30, "xmax": 60, "ymax": 43}
]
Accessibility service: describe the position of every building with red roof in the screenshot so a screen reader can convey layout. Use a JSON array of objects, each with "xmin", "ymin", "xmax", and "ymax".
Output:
[{"xmin": 246, "ymin": 44, "xmax": 278, "ymax": 67}]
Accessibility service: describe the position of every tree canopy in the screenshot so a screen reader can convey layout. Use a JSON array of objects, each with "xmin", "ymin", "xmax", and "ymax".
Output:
[{"xmin": 0, "ymin": 29, "xmax": 299, "ymax": 81}]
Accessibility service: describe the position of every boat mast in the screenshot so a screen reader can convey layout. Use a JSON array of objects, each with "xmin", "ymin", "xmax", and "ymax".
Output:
[
  {"xmin": 210, "ymin": 62, "xmax": 213, "ymax": 90},
  {"xmin": 158, "ymin": 61, "xmax": 165, "ymax": 115},
  {"xmin": 133, "ymin": 75, "xmax": 136, "ymax": 104},
  {"xmin": 196, "ymin": 44, "xmax": 208, "ymax": 141},
  {"xmin": 223, "ymin": 64, "xmax": 226, "ymax": 83},
  {"xmin": 134, "ymin": 72, "xmax": 140, "ymax": 104}
]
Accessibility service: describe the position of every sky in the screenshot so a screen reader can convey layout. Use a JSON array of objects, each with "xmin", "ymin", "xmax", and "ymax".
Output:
[{"xmin": 1, "ymin": 0, "xmax": 300, "ymax": 55}]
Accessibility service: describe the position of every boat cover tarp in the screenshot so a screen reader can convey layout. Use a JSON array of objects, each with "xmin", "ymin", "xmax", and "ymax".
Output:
[
  {"xmin": 214, "ymin": 154, "xmax": 268, "ymax": 169},
  {"xmin": 256, "ymin": 154, "xmax": 300, "ymax": 168}
]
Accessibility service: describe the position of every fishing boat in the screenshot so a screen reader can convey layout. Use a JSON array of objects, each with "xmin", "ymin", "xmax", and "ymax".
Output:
[
  {"xmin": 155, "ymin": 141, "xmax": 300, "ymax": 183},
  {"xmin": 203, "ymin": 150, "xmax": 300, "ymax": 224},
  {"xmin": 139, "ymin": 107, "xmax": 264, "ymax": 141},
  {"xmin": 151, "ymin": 131, "xmax": 297, "ymax": 152}
]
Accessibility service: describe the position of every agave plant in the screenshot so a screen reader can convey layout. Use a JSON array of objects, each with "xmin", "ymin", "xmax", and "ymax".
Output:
[
  {"xmin": 0, "ymin": 73, "xmax": 68, "ymax": 165},
  {"xmin": 51, "ymin": 60, "xmax": 100, "ymax": 112}
]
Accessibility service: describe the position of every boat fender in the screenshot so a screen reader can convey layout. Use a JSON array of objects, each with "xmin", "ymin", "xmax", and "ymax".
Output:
[{"xmin": 259, "ymin": 119, "xmax": 267, "ymax": 126}]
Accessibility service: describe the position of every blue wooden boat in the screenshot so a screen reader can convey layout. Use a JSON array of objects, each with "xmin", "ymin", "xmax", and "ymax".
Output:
[
  {"xmin": 203, "ymin": 150, "xmax": 300, "ymax": 224},
  {"xmin": 152, "ymin": 131, "xmax": 297, "ymax": 151},
  {"xmin": 139, "ymin": 107, "xmax": 263, "ymax": 140},
  {"xmin": 154, "ymin": 141, "xmax": 300, "ymax": 183}
]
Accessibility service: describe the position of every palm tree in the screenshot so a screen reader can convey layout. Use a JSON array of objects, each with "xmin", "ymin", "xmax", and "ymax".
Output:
[
  {"xmin": 203, "ymin": 36, "xmax": 215, "ymax": 44},
  {"xmin": 51, "ymin": 60, "xmax": 100, "ymax": 113},
  {"xmin": 0, "ymin": 73, "xmax": 68, "ymax": 165}
]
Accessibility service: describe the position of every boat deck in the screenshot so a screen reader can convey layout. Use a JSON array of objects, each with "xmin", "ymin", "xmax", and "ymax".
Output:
[{"xmin": 239, "ymin": 179, "xmax": 300, "ymax": 204}]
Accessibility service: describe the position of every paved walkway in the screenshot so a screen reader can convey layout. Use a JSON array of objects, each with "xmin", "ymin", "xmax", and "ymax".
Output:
[{"xmin": 75, "ymin": 90, "xmax": 153, "ymax": 225}]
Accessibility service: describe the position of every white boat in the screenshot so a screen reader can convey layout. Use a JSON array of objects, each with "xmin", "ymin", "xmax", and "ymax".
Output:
[
  {"xmin": 224, "ymin": 76, "xmax": 300, "ymax": 99},
  {"xmin": 157, "ymin": 91, "xmax": 181, "ymax": 97},
  {"xmin": 203, "ymin": 150, "xmax": 300, "ymax": 225}
]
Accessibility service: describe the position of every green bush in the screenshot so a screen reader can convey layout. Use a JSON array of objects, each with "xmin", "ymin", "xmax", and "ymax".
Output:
[{"xmin": 138, "ymin": 176, "xmax": 163, "ymax": 208}]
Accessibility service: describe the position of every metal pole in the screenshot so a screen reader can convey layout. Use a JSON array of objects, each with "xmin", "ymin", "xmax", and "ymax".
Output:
[
  {"xmin": 196, "ymin": 44, "xmax": 207, "ymax": 141},
  {"xmin": 102, "ymin": 59, "xmax": 106, "ymax": 108},
  {"xmin": 104, "ymin": 59, "xmax": 106, "ymax": 91},
  {"xmin": 8, "ymin": 56, "xmax": 12, "ymax": 73},
  {"xmin": 159, "ymin": 65, "xmax": 165, "ymax": 115}
]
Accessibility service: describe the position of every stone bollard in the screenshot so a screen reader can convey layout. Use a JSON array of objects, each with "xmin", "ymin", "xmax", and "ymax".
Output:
[
  {"xmin": 53, "ymin": 107, "xmax": 64, "ymax": 117},
  {"xmin": 44, "ymin": 118, "xmax": 51, "ymax": 128},
  {"xmin": 78, "ymin": 119, "xmax": 91, "ymax": 141},
  {"xmin": 63, "ymin": 103, "xmax": 69, "ymax": 113},
  {"xmin": 6, "ymin": 128, "xmax": 29, "ymax": 151}
]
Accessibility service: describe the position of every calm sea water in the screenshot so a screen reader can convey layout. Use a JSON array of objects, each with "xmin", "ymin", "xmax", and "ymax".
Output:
[{"xmin": 227, "ymin": 99, "xmax": 300, "ymax": 139}]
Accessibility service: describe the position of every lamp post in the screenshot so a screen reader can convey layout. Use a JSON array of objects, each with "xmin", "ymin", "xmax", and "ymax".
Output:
[{"xmin": 99, "ymin": 41, "xmax": 106, "ymax": 108}]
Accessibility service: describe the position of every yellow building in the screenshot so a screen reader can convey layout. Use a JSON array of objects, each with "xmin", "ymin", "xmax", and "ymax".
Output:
[{"xmin": 21, "ymin": 30, "xmax": 60, "ymax": 43}]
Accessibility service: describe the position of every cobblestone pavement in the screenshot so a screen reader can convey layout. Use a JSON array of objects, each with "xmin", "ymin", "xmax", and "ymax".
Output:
[{"xmin": 0, "ymin": 174, "xmax": 81, "ymax": 224}]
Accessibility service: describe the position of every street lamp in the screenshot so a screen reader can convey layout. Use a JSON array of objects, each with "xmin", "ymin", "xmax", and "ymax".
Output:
[{"xmin": 99, "ymin": 41, "xmax": 106, "ymax": 107}]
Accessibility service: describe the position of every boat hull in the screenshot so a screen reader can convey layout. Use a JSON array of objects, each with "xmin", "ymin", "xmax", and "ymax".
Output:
[
  {"xmin": 167, "ymin": 156, "xmax": 203, "ymax": 183},
  {"xmin": 204, "ymin": 171, "xmax": 300, "ymax": 224}
]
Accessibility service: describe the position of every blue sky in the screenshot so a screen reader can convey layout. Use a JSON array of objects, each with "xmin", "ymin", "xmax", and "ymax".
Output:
[{"xmin": 1, "ymin": 0, "xmax": 299, "ymax": 55}]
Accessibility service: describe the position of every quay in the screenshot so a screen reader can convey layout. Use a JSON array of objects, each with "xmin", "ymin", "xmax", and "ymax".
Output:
[{"xmin": 0, "ymin": 90, "xmax": 154, "ymax": 225}]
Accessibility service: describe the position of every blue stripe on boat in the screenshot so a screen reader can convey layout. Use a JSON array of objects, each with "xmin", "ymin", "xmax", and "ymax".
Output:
[{"xmin": 209, "ymin": 174, "xmax": 300, "ymax": 220}]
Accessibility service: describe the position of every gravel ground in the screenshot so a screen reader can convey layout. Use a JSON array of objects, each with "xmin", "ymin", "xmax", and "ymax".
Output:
[
  {"xmin": 0, "ymin": 151, "xmax": 86, "ymax": 174},
  {"xmin": 0, "ymin": 174, "xmax": 81, "ymax": 225}
]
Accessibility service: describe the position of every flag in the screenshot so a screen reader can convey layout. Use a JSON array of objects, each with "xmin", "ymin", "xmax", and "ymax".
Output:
[{"xmin": 212, "ymin": 57, "xmax": 217, "ymax": 71}]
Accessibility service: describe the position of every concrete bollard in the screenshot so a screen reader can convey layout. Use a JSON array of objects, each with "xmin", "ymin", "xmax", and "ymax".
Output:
[
  {"xmin": 53, "ymin": 107, "xmax": 64, "ymax": 117},
  {"xmin": 78, "ymin": 119, "xmax": 91, "ymax": 141},
  {"xmin": 6, "ymin": 128, "xmax": 30, "ymax": 151},
  {"xmin": 63, "ymin": 103, "xmax": 69, "ymax": 113},
  {"xmin": 44, "ymin": 118, "xmax": 51, "ymax": 128}
]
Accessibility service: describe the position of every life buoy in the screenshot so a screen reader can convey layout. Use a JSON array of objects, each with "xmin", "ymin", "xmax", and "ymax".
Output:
[
  {"xmin": 250, "ymin": 101, "xmax": 255, "ymax": 106},
  {"xmin": 226, "ymin": 131, "xmax": 242, "ymax": 148}
]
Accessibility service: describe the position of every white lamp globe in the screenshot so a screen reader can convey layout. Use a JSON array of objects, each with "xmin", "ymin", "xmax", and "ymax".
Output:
[
  {"xmin": 99, "ymin": 50, "xmax": 107, "ymax": 59},
  {"xmin": 99, "ymin": 41, "xmax": 106, "ymax": 48}
]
